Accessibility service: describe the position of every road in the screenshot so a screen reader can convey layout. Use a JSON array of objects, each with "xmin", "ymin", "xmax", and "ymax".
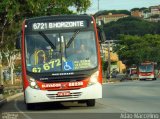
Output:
[{"xmin": 0, "ymin": 80, "xmax": 160, "ymax": 119}]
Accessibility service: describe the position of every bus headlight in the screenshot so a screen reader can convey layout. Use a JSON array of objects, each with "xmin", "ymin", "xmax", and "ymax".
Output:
[
  {"xmin": 28, "ymin": 77, "xmax": 39, "ymax": 89},
  {"xmin": 88, "ymin": 71, "xmax": 99, "ymax": 86}
]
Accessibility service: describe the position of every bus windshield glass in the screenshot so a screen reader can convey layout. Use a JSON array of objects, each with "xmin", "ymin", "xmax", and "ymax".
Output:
[
  {"xmin": 25, "ymin": 31, "xmax": 97, "ymax": 73},
  {"xmin": 139, "ymin": 64, "xmax": 153, "ymax": 72}
]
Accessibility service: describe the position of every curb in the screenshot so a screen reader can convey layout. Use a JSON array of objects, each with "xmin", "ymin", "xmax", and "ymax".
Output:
[
  {"xmin": 0, "ymin": 93, "xmax": 23, "ymax": 106},
  {"xmin": 6, "ymin": 93, "xmax": 23, "ymax": 102},
  {"xmin": 0, "ymin": 98, "xmax": 7, "ymax": 106}
]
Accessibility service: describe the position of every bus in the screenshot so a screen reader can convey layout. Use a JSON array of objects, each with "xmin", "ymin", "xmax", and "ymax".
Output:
[
  {"xmin": 138, "ymin": 62, "xmax": 157, "ymax": 80},
  {"xmin": 16, "ymin": 15, "xmax": 103, "ymax": 109},
  {"xmin": 126, "ymin": 67, "xmax": 138, "ymax": 80}
]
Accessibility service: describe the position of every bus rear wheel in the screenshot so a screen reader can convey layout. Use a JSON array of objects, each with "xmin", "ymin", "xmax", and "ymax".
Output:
[{"xmin": 86, "ymin": 99, "xmax": 95, "ymax": 107}]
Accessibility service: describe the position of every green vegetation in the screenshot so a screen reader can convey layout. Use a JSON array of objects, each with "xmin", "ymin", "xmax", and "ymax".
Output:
[
  {"xmin": 101, "ymin": 15, "xmax": 160, "ymax": 67},
  {"xmin": 130, "ymin": 7, "xmax": 148, "ymax": 11},
  {"xmin": 104, "ymin": 16, "xmax": 160, "ymax": 40},
  {"xmin": 115, "ymin": 34, "xmax": 160, "ymax": 67},
  {"xmin": 102, "ymin": 59, "xmax": 108, "ymax": 73}
]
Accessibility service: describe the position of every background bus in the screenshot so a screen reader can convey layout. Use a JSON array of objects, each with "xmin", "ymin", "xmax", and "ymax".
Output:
[
  {"xmin": 138, "ymin": 61, "xmax": 157, "ymax": 80},
  {"xmin": 126, "ymin": 67, "xmax": 138, "ymax": 80},
  {"xmin": 16, "ymin": 15, "xmax": 103, "ymax": 109}
]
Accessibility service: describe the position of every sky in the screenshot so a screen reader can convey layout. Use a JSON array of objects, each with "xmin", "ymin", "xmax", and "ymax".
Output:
[{"xmin": 86, "ymin": 0, "xmax": 160, "ymax": 14}]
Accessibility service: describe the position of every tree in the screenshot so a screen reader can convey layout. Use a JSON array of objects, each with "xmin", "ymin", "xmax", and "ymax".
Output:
[
  {"xmin": 0, "ymin": 0, "xmax": 20, "ymax": 47},
  {"xmin": 150, "ymin": 14, "xmax": 160, "ymax": 18},
  {"xmin": 130, "ymin": 8, "xmax": 140, "ymax": 11},
  {"xmin": 115, "ymin": 34, "xmax": 160, "ymax": 67},
  {"xmin": 103, "ymin": 16, "xmax": 159, "ymax": 40}
]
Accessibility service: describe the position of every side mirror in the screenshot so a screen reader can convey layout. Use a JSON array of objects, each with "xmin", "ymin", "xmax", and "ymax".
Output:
[
  {"xmin": 96, "ymin": 20, "xmax": 104, "ymax": 28},
  {"xmin": 97, "ymin": 26, "xmax": 106, "ymax": 43},
  {"xmin": 16, "ymin": 32, "xmax": 21, "ymax": 49}
]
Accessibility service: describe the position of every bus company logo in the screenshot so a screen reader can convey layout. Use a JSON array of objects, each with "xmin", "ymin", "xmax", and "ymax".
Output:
[
  {"xmin": 42, "ymin": 83, "xmax": 61, "ymax": 88},
  {"xmin": 59, "ymin": 83, "xmax": 68, "ymax": 89}
]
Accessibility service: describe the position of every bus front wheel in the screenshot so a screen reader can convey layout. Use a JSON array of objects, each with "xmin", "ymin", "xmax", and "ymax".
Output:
[
  {"xmin": 86, "ymin": 99, "xmax": 95, "ymax": 107},
  {"xmin": 26, "ymin": 103, "xmax": 35, "ymax": 110}
]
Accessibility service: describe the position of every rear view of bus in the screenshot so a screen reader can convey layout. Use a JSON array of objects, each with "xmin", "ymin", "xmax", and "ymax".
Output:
[{"xmin": 17, "ymin": 15, "xmax": 102, "ymax": 109}]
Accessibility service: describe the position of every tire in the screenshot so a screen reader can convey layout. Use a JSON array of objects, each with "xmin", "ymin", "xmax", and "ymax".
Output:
[
  {"xmin": 26, "ymin": 103, "xmax": 35, "ymax": 110},
  {"xmin": 24, "ymin": 92, "xmax": 26, "ymax": 104},
  {"xmin": 86, "ymin": 99, "xmax": 95, "ymax": 107},
  {"xmin": 153, "ymin": 78, "xmax": 156, "ymax": 80}
]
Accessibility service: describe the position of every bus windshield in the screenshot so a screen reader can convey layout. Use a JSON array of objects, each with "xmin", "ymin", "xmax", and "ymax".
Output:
[
  {"xmin": 25, "ymin": 31, "xmax": 97, "ymax": 73},
  {"xmin": 139, "ymin": 64, "xmax": 153, "ymax": 72}
]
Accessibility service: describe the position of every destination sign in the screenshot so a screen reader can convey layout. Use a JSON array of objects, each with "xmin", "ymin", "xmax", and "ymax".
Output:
[{"xmin": 32, "ymin": 21, "xmax": 87, "ymax": 31}]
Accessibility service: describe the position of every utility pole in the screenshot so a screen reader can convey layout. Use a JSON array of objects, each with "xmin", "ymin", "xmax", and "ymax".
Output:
[
  {"xmin": 98, "ymin": 0, "xmax": 99, "ymax": 11},
  {"xmin": 105, "ymin": 40, "xmax": 119, "ymax": 81},
  {"xmin": 108, "ymin": 41, "xmax": 111, "ymax": 81},
  {"xmin": 0, "ymin": 52, "xmax": 3, "ymax": 85}
]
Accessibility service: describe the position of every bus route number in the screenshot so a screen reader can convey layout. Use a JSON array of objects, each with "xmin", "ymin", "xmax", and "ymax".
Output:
[
  {"xmin": 32, "ymin": 58, "xmax": 66, "ymax": 72},
  {"xmin": 32, "ymin": 23, "xmax": 48, "ymax": 30}
]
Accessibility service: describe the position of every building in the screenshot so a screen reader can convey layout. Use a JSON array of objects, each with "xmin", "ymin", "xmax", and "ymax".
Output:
[
  {"xmin": 131, "ymin": 5, "xmax": 160, "ymax": 22},
  {"xmin": 96, "ymin": 13, "xmax": 129, "ymax": 24},
  {"xmin": 143, "ymin": 12, "xmax": 152, "ymax": 19},
  {"xmin": 150, "ymin": 5, "xmax": 160, "ymax": 15},
  {"xmin": 145, "ymin": 17, "xmax": 160, "ymax": 22},
  {"xmin": 131, "ymin": 10, "xmax": 143, "ymax": 17},
  {"xmin": 144, "ymin": 5, "xmax": 160, "ymax": 22}
]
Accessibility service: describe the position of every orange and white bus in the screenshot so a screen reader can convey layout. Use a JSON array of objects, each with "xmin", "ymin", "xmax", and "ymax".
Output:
[{"xmin": 16, "ymin": 15, "xmax": 102, "ymax": 109}]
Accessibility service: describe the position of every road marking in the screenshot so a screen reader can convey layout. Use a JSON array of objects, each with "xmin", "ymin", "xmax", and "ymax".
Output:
[{"xmin": 14, "ymin": 99, "xmax": 32, "ymax": 119}]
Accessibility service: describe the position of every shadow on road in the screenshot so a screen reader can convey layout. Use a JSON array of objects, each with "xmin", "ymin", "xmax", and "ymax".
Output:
[{"xmin": 16, "ymin": 99, "xmax": 87, "ymax": 111}]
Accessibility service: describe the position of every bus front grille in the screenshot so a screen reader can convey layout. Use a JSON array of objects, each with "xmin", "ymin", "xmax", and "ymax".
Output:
[{"xmin": 46, "ymin": 92, "xmax": 82, "ymax": 99}]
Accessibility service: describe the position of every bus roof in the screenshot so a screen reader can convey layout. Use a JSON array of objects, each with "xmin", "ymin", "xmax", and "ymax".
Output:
[{"xmin": 25, "ymin": 14, "xmax": 93, "ymax": 22}]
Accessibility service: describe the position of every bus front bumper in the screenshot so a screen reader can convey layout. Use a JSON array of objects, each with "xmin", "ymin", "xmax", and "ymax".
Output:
[
  {"xmin": 25, "ymin": 83, "xmax": 102, "ymax": 104},
  {"xmin": 139, "ymin": 75, "xmax": 154, "ymax": 79}
]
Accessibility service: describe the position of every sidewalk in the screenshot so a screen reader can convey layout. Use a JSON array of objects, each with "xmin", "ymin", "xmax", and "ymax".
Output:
[
  {"xmin": 103, "ymin": 77, "xmax": 121, "ymax": 84},
  {"xmin": 0, "ymin": 92, "xmax": 23, "ymax": 107},
  {"xmin": 0, "ymin": 94, "xmax": 6, "ymax": 107}
]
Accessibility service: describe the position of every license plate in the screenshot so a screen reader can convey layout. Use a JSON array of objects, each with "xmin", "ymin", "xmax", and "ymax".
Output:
[{"xmin": 57, "ymin": 91, "xmax": 70, "ymax": 96}]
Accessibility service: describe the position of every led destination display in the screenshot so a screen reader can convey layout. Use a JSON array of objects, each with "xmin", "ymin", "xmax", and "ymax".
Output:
[{"xmin": 32, "ymin": 21, "xmax": 87, "ymax": 31}]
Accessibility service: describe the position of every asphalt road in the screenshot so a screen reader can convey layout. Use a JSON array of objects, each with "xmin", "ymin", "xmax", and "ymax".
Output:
[{"xmin": 0, "ymin": 80, "xmax": 160, "ymax": 119}]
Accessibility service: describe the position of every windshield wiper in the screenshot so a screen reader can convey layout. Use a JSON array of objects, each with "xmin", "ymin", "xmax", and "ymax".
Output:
[
  {"xmin": 39, "ymin": 31, "xmax": 56, "ymax": 49},
  {"xmin": 66, "ymin": 30, "xmax": 80, "ymax": 48}
]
